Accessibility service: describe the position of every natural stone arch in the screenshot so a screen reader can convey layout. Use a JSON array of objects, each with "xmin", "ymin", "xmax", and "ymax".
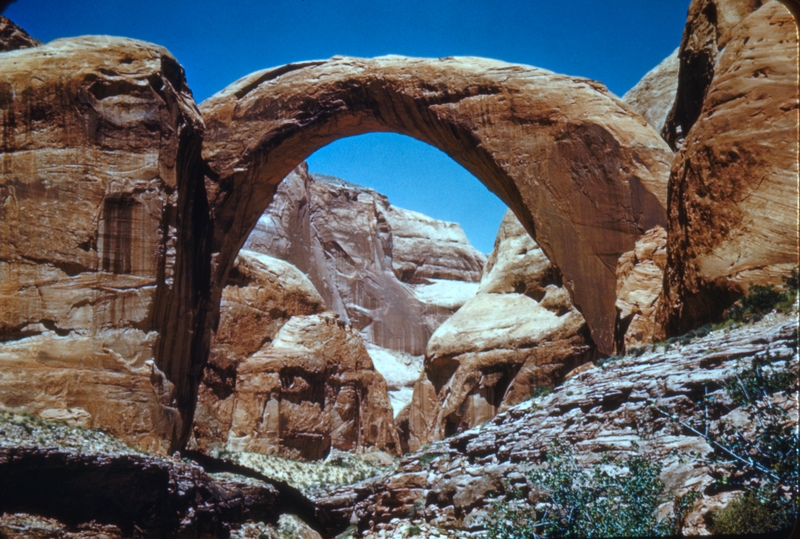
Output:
[{"xmin": 201, "ymin": 55, "xmax": 674, "ymax": 355}]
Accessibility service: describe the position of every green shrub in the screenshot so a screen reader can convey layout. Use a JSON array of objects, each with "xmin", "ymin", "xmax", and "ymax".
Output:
[
  {"xmin": 484, "ymin": 441, "xmax": 696, "ymax": 538},
  {"xmin": 656, "ymin": 352, "xmax": 798, "ymax": 535},
  {"xmin": 726, "ymin": 268, "xmax": 799, "ymax": 323},
  {"xmin": 709, "ymin": 489, "xmax": 796, "ymax": 535},
  {"xmin": 529, "ymin": 385, "xmax": 553, "ymax": 399}
]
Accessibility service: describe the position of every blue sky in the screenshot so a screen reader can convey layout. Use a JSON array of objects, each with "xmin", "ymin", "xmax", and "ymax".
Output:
[{"xmin": 5, "ymin": 0, "xmax": 689, "ymax": 252}]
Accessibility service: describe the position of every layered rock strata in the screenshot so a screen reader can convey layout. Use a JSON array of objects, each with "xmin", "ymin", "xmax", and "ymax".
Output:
[
  {"xmin": 316, "ymin": 312, "xmax": 799, "ymax": 537},
  {"xmin": 192, "ymin": 250, "xmax": 324, "ymax": 455},
  {"xmin": 661, "ymin": 1, "xmax": 799, "ymax": 334},
  {"xmin": 244, "ymin": 165, "xmax": 482, "ymax": 356},
  {"xmin": 201, "ymin": 55, "xmax": 674, "ymax": 355},
  {"xmin": 0, "ymin": 35, "xmax": 207, "ymax": 454},
  {"xmin": 405, "ymin": 211, "xmax": 595, "ymax": 451}
]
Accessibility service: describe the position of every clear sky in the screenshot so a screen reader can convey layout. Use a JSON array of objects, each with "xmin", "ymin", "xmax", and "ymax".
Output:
[{"xmin": 4, "ymin": 0, "xmax": 689, "ymax": 252}]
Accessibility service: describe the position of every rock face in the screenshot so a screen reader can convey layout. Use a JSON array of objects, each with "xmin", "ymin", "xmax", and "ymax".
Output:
[
  {"xmin": 0, "ymin": 36, "xmax": 207, "ymax": 454},
  {"xmin": 244, "ymin": 165, "xmax": 482, "ymax": 356},
  {"xmin": 225, "ymin": 313, "xmax": 401, "ymax": 459},
  {"xmin": 192, "ymin": 250, "xmax": 325, "ymax": 455},
  {"xmin": 614, "ymin": 226, "xmax": 668, "ymax": 352},
  {"xmin": 0, "ymin": 16, "xmax": 39, "ymax": 52},
  {"xmin": 621, "ymin": 48, "xmax": 679, "ymax": 134},
  {"xmin": 405, "ymin": 211, "xmax": 595, "ymax": 451},
  {"xmin": 193, "ymin": 252, "xmax": 399, "ymax": 459},
  {"xmin": 661, "ymin": 1, "xmax": 799, "ymax": 334},
  {"xmin": 661, "ymin": 0, "xmax": 765, "ymax": 149},
  {"xmin": 316, "ymin": 312, "xmax": 799, "ymax": 537},
  {"xmin": 201, "ymin": 55, "xmax": 674, "ymax": 356}
]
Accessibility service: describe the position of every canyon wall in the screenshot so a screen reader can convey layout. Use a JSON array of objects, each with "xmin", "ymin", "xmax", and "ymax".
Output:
[
  {"xmin": 0, "ymin": 31, "xmax": 207, "ymax": 453},
  {"xmin": 243, "ymin": 165, "xmax": 482, "ymax": 356},
  {"xmin": 661, "ymin": 0, "xmax": 799, "ymax": 333}
]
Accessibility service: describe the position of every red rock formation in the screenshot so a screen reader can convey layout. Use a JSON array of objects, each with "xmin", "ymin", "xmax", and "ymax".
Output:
[
  {"xmin": 0, "ymin": 36, "xmax": 206, "ymax": 454},
  {"xmin": 405, "ymin": 211, "xmax": 595, "ymax": 451},
  {"xmin": 661, "ymin": 1, "xmax": 799, "ymax": 334},
  {"xmin": 244, "ymin": 164, "xmax": 482, "ymax": 356},
  {"xmin": 661, "ymin": 0, "xmax": 765, "ymax": 149},
  {"xmin": 192, "ymin": 250, "xmax": 326, "ymax": 454},
  {"xmin": 201, "ymin": 55, "xmax": 673, "ymax": 355},
  {"xmin": 226, "ymin": 313, "xmax": 401, "ymax": 459},
  {"xmin": 0, "ymin": 17, "xmax": 39, "ymax": 52}
]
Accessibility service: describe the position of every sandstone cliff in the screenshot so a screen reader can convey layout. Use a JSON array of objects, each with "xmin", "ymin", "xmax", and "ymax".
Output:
[
  {"xmin": 661, "ymin": 0, "xmax": 765, "ymax": 149},
  {"xmin": 243, "ymin": 164, "xmax": 483, "ymax": 357},
  {"xmin": 661, "ymin": 0, "xmax": 799, "ymax": 334},
  {"xmin": 0, "ymin": 34, "xmax": 206, "ymax": 454},
  {"xmin": 405, "ymin": 210, "xmax": 595, "ymax": 451}
]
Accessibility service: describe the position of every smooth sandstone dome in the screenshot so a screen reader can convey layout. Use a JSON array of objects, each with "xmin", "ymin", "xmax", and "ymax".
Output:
[{"xmin": 200, "ymin": 55, "xmax": 674, "ymax": 355}]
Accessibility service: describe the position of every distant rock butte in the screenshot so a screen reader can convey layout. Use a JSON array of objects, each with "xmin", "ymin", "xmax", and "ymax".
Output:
[
  {"xmin": 621, "ymin": 48, "xmax": 679, "ymax": 135},
  {"xmin": 0, "ymin": 35, "xmax": 205, "ymax": 454},
  {"xmin": 661, "ymin": 1, "xmax": 799, "ymax": 334},
  {"xmin": 244, "ymin": 164, "xmax": 483, "ymax": 356},
  {"xmin": 201, "ymin": 54, "xmax": 673, "ymax": 356},
  {"xmin": 405, "ymin": 210, "xmax": 595, "ymax": 452}
]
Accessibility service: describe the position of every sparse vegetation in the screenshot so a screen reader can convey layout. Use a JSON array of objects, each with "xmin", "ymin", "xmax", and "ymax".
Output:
[
  {"xmin": 726, "ymin": 268, "xmax": 799, "ymax": 323},
  {"xmin": 220, "ymin": 450, "xmax": 397, "ymax": 497},
  {"xmin": 484, "ymin": 440, "xmax": 697, "ymax": 538},
  {"xmin": 529, "ymin": 385, "xmax": 553, "ymax": 398},
  {"xmin": 655, "ymin": 350, "xmax": 799, "ymax": 536}
]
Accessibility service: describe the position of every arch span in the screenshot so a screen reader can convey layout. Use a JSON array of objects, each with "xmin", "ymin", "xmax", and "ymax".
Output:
[{"xmin": 200, "ymin": 55, "xmax": 674, "ymax": 354}]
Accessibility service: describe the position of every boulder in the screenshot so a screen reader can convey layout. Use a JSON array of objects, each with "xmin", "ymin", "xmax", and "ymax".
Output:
[
  {"xmin": 661, "ymin": 1, "xmax": 799, "ymax": 334},
  {"xmin": 244, "ymin": 164, "xmax": 482, "ymax": 356},
  {"xmin": 0, "ymin": 36, "xmax": 205, "ymax": 454},
  {"xmin": 201, "ymin": 55, "xmax": 674, "ymax": 356},
  {"xmin": 192, "ymin": 250, "xmax": 326, "ymax": 454},
  {"xmin": 621, "ymin": 48, "xmax": 679, "ymax": 134},
  {"xmin": 406, "ymin": 211, "xmax": 595, "ymax": 450},
  {"xmin": 614, "ymin": 226, "xmax": 668, "ymax": 352},
  {"xmin": 226, "ymin": 313, "xmax": 401, "ymax": 459}
]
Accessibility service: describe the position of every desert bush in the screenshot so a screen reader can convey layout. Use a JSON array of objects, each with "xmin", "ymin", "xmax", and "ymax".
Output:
[
  {"xmin": 726, "ymin": 267, "xmax": 799, "ymax": 323},
  {"xmin": 484, "ymin": 441, "xmax": 697, "ymax": 538}
]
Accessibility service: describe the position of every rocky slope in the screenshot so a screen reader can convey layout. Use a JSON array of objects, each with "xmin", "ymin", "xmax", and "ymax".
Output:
[
  {"xmin": 661, "ymin": 0, "xmax": 799, "ymax": 335},
  {"xmin": 315, "ymin": 310, "xmax": 799, "ymax": 537},
  {"xmin": 403, "ymin": 210, "xmax": 596, "ymax": 452},
  {"xmin": 244, "ymin": 164, "xmax": 483, "ymax": 357}
]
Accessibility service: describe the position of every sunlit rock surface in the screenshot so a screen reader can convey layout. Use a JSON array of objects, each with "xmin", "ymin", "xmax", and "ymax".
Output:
[
  {"xmin": 244, "ymin": 164, "xmax": 484, "ymax": 356},
  {"xmin": 0, "ymin": 34, "xmax": 205, "ymax": 454},
  {"xmin": 621, "ymin": 48, "xmax": 679, "ymax": 134},
  {"xmin": 661, "ymin": 1, "xmax": 799, "ymax": 334},
  {"xmin": 406, "ymin": 211, "xmax": 595, "ymax": 451}
]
